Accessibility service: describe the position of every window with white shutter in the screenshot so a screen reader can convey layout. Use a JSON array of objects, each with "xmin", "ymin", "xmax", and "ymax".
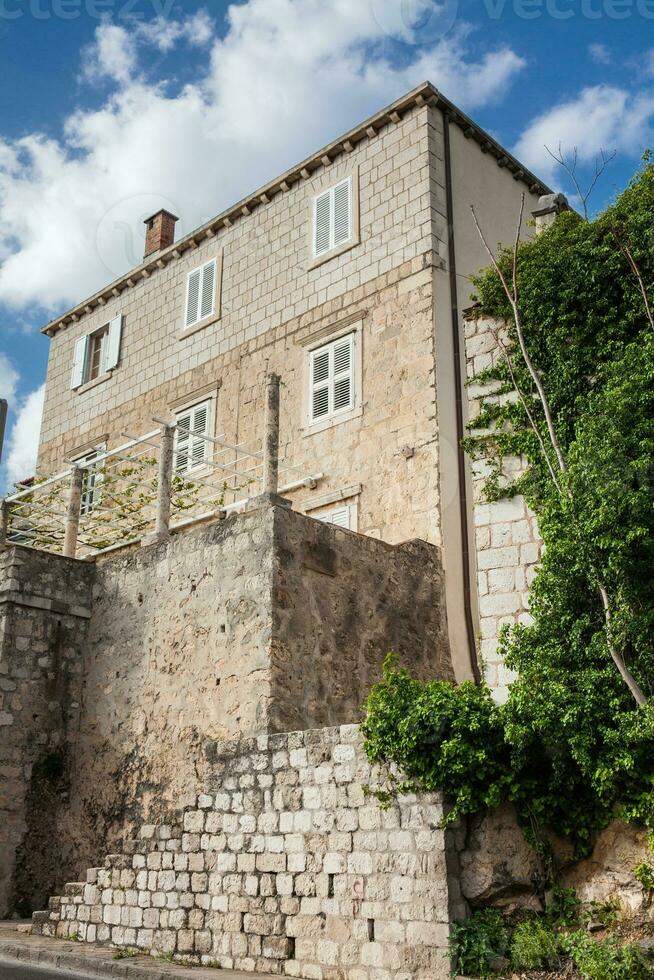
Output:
[
  {"xmin": 75, "ymin": 447, "xmax": 105, "ymax": 515},
  {"xmin": 308, "ymin": 333, "xmax": 355, "ymax": 424},
  {"xmin": 185, "ymin": 259, "xmax": 216, "ymax": 328},
  {"xmin": 318, "ymin": 505, "xmax": 353, "ymax": 529},
  {"xmin": 174, "ymin": 400, "xmax": 211, "ymax": 474},
  {"xmin": 312, "ymin": 177, "xmax": 352, "ymax": 257},
  {"xmin": 71, "ymin": 316, "xmax": 122, "ymax": 390}
]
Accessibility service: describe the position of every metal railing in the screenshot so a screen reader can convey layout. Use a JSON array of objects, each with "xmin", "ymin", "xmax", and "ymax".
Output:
[{"xmin": 1, "ymin": 375, "xmax": 322, "ymax": 560}]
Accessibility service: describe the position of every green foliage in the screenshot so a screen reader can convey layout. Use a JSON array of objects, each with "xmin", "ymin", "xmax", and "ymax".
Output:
[
  {"xmin": 560, "ymin": 930, "xmax": 652, "ymax": 980},
  {"xmin": 509, "ymin": 918, "xmax": 559, "ymax": 970},
  {"xmin": 583, "ymin": 900, "xmax": 622, "ymax": 929},
  {"xmin": 547, "ymin": 886, "xmax": 582, "ymax": 927},
  {"xmin": 634, "ymin": 862, "xmax": 654, "ymax": 892},
  {"xmin": 448, "ymin": 909, "xmax": 508, "ymax": 978},
  {"xmin": 363, "ymin": 162, "xmax": 654, "ymax": 860},
  {"xmin": 362, "ymin": 656, "xmax": 510, "ymax": 825}
]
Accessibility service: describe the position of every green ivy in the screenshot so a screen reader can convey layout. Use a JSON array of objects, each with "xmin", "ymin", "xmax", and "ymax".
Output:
[{"xmin": 363, "ymin": 161, "xmax": 654, "ymax": 860}]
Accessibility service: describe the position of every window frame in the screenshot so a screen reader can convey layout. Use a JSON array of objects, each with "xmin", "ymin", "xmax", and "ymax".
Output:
[
  {"xmin": 314, "ymin": 502, "xmax": 358, "ymax": 531},
  {"xmin": 173, "ymin": 398, "xmax": 214, "ymax": 476},
  {"xmin": 86, "ymin": 327, "xmax": 108, "ymax": 383},
  {"xmin": 303, "ymin": 321, "xmax": 363, "ymax": 434},
  {"xmin": 74, "ymin": 446, "xmax": 106, "ymax": 516},
  {"xmin": 181, "ymin": 252, "xmax": 223, "ymax": 337},
  {"xmin": 307, "ymin": 167, "xmax": 360, "ymax": 270}
]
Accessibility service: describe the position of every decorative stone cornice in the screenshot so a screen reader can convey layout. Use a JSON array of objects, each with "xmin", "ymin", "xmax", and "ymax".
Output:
[{"xmin": 41, "ymin": 81, "xmax": 551, "ymax": 338}]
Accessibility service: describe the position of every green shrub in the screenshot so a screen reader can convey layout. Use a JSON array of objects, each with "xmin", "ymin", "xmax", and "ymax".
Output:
[
  {"xmin": 449, "ymin": 909, "xmax": 508, "ymax": 978},
  {"xmin": 547, "ymin": 885, "xmax": 581, "ymax": 926},
  {"xmin": 634, "ymin": 862, "xmax": 654, "ymax": 892},
  {"xmin": 561, "ymin": 930, "xmax": 652, "ymax": 980},
  {"xmin": 510, "ymin": 918, "xmax": 559, "ymax": 970}
]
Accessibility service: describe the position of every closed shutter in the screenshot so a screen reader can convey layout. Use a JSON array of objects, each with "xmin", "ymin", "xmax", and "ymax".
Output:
[
  {"xmin": 313, "ymin": 178, "xmax": 352, "ymax": 258},
  {"xmin": 185, "ymin": 268, "xmax": 202, "ymax": 327},
  {"xmin": 71, "ymin": 336, "xmax": 88, "ymax": 389},
  {"xmin": 175, "ymin": 411, "xmax": 191, "ymax": 473},
  {"xmin": 314, "ymin": 190, "xmax": 331, "ymax": 257},
  {"xmin": 190, "ymin": 402, "xmax": 209, "ymax": 469},
  {"xmin": 200, "ymin": 260, "xmax": 215, "ymax": 320},
  {"xmin": 102, "ymin": 314, "xmax": 123, "ymax": 372},
  {"xmin": 325, "ymin": 506, "xmax": 351, "ymax": 528},
  {"xmin": 309, "ymin": 334, "xmax": 355, "ymax": 423},
  {"xmin": 175, "ymin": 400, "xmax": 210, "ymax": 473},
  {"xmin": 332, "ymin": 335, "xmax": 353, "ymax": 413},
  {"xmin": 310, "ymin": 348, "xmax": 330, "ymax": 421},
  {"xmin": 333, "ymin": 179, "xmax": 351, "ymax": 248}
]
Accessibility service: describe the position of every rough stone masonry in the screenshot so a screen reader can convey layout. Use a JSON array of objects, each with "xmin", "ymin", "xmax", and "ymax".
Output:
[
  {"xmin": 1, "ymin": 498, "xmax": 455, "ymax": 954},
  {"xmin": 32, "ymin": 725, "xmax": 464, "ymax": 980}
]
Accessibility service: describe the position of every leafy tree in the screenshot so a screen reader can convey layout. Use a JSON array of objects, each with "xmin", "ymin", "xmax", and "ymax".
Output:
[{"xmin": 363, "ymin": 160, "xmax": 654, "ymax": 859}]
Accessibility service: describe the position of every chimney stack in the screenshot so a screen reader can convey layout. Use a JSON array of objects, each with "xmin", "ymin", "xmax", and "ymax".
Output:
[
  {"xmin": 143, "ymin": 209, "xmax": 179, "ymax": 258},
  {"xmin": 531, "ymin": 193, "xmax": 570, "ymax": 233}
]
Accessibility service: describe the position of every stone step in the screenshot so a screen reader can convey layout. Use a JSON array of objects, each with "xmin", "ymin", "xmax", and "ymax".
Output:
[
  {"xmin": 32, "ymin": 909, "xmax": 52, "ymax": 924},
  {"xmin": 86, "ymin": 867, "xmax": 103, "ymax": 883},
  {"xmin": 47, "ymin": 896, "xmax": 61, "ymax": 910},
  {"xmin": 63, "ymin": 882, "xmax": 85, "ymax": 897},
  {"xmin": 104, "ymin": 853, "xmax": 131, "ymax": 870}
]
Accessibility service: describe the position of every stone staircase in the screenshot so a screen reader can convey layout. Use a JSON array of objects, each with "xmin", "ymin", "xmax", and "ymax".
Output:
[{"xmin": 31, "ymin": 726, "xmax": 457, "ymax": 979}]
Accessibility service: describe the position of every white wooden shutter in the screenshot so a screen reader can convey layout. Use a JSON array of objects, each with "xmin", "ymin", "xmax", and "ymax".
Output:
[
  {"xmin": 333, "ymin": 179, "xmax": 351, "ymax": 248},
  {"xmin": 175, "ymin": 401, "xmax": 210, "ymax": 473},
  {"xmin": 313, "ymin": 190, "xmax": 331, "ymax": 257},
  {"xmin": 185, "ymin": 268, "xmax": 202, "ymax": 327},
  {"xmin": 200, "ymin": 260, "xmax": 216, "ymax": 320},
  {"xmin": 310, "ymin": 348, "xmax": 331, "ymax": 421},
  {"xmin": 175, "ymin": 411, "xmax": 191, "ymax": 472},
  {"xmin": 190, "ymin": 402, "xmax": 209, "ymax": 469},
  {"xmin": 102, "ymin": 315, "xmax": 123, "ymax": 372},
  {"xmin": 332, "ymin": 335, "xmax": 353, "ymax": 413},
  {"xmin": 323, "ymin": 506, "xmax": 351, "ymax": 528},
  {"xmin": 71, "ymin": 336, "xmax": 88, "ymax": 389}
]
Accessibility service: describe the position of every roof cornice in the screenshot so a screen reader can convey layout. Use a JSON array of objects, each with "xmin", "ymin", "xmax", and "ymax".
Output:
[{"xmin": 42, "ymin": 82, "xmax": 551, "ymax": 337}]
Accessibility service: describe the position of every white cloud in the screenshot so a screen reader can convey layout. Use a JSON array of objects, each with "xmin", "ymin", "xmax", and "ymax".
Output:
[
  {"xmin": 0, "ymin": 353, "xmax": 18, "ymax": 403},
  {"xmin": 514, "ymin": 85, "xmax": 654, "ymax": 185},
  {"xmin": 82, "ymin": 23, "xmax": 137, "ymax": 85},
  {"xmin": 588, "ymin": 43, "xmax": 612, "ymax": 65},
  {"xmin": 0, "ymin": 1, "xmax": 525, "ymax": 313},
  {"xmin": 5, "ymin": 384, "xmax": 45, "ymax": 487}
]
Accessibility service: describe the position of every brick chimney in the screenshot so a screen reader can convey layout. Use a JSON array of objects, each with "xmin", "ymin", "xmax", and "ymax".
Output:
[
  {"xmin": 531, "ymin": 193, "xmax": 570, "ymax": 233},
  {"xmin": 143, "ymin": 209, "xmax": 179, "ymax": 258}
]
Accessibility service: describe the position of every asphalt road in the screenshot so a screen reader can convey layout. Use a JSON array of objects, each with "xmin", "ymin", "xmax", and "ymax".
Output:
[{"xmin": 0, "ymin": 960, "xmax": 99, "ymax": 980}]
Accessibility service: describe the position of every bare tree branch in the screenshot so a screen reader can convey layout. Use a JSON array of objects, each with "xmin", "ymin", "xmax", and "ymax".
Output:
[
  {"xmin": 545, "ymin": 144, "xmax": 617, "ymax": 221},
  {"xmin": 470, "ymin": 196, "xmax": 648, "ymax": 707},
  {"xmin": 491, "ymin": 326, "xmax": 563, "ymax": 494},
  {"xmin": 470, "ymin": 196, "xmax": 568, "ymax": 475},
  {"xmin": 612, "ymin": 230, "xmax": 654, "ymax": 333}
]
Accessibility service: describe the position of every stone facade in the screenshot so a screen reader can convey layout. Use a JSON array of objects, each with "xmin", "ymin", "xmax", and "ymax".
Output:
[
  {"xmin": 32, "ymin": 725, "xmax": 463, "ymax": 980},
  {"xmin": 0, "ymin": 546, "xmax": 92, "ymax": 918},
  {"xmin": 0, "ymin": 501, "xmax": 452, "ymax": 920},
  {"xmin": 33, "ymin": 88, "xmax": 547, "ymax": 682},
  {"xmin": 463, "ymin": 310, "xmax": 543, "ymax": 700}
]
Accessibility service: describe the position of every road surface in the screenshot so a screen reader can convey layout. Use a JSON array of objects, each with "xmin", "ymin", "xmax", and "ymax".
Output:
[{"xmin": 0, "ymin": 961, "xmax": 98, "ymax": 979}]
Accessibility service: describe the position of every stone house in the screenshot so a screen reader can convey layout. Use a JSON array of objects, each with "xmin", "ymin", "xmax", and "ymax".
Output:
[
  {"xmin": 35, "ymin": 81, "xmax": 552, "ymax": 690},
  {"xmin": 5, "ymin": 82, "xmax": 639, "ymax": 980}
]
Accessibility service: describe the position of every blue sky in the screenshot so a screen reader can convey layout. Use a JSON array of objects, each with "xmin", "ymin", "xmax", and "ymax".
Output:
[{"xmin": 0, "ymin": 0, "xmax": 652, "ymax": 489}]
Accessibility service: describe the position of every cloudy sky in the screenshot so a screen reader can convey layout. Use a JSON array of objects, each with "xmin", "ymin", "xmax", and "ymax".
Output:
[{"xmin": 0, "ymin": 0, "xmax": 652, "ymax": 489}]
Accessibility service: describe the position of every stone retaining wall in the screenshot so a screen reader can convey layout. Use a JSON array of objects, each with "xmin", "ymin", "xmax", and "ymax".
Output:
[{"xmin": 32, "ymin": 725, "xmax": 463, "ymax": 980}]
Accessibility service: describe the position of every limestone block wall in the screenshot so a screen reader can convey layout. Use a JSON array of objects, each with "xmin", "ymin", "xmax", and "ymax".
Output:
[
  {"xmin": 0, "ymin": 547, "xmax": 93, "ymax": 918},
  {"xmin": 33, "ymin": 725, "xmax": 463, "ymax": 980},
  {"xmin": 463, "ymin": 311, "xmax": 543, "ymax": 701},
  {"xmin": 1, "ymin": 501, "xmax": 452, "ymax": 917}
]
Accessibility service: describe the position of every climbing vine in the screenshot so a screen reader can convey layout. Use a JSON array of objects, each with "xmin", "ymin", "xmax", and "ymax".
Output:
[{"xmin": 363, "ymin": 159, "xmax": 654, "ymax": 862}]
